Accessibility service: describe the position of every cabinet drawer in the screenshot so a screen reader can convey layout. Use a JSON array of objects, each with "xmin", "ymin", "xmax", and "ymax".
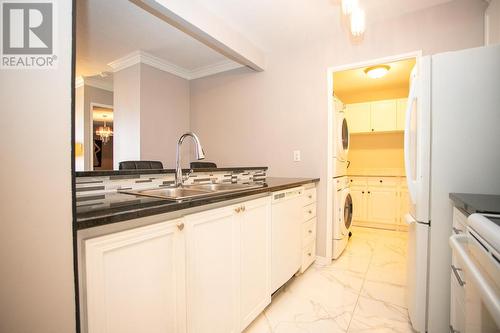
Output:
[
  {"xmin": 349, "ymin": 177, "xmax": 366, "ymax": 187},
  {"xmin": 367, "ymin": 177, "xmax": 399, "ymax": 187},
  {"xmin": 302, "ymin": 218, "xmax": 316, "ymax": 244},
  {"xmin": 303, "ymin": 188, "xmax": 316, "ymax": 206},
  {"xmin": 303, "ymin": 203, "xmax": 316, "ymax": 221},
  {"xmin": 301, "ymin": 240, "xmax": 316, "ymax": 272},
  {"xmin": 452, "ymin": 207, "xmax": 467, "ymax": 235}
]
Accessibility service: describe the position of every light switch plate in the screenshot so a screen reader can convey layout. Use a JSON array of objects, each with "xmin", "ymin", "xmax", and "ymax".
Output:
[{"xmin": 293, "ymin": 150, "xmax": 301, "ymax": 162}]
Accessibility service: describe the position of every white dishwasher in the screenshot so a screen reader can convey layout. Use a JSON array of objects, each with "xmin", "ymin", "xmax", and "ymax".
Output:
[{"xmin": 271, "ymin": 186, "xmax": 304, "ymax": 293}]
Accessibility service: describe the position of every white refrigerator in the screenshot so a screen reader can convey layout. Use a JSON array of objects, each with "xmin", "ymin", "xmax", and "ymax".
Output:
[{"xmin": 405, "ymin": 44, "xmax": 500, "ymax": 333}]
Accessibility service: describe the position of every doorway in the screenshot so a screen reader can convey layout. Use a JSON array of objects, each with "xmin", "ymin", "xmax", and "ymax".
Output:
[
  {"xmin": 91, "ymin": 104, "xmax": 113, "ymax": 170},
  {"xmin": 325, "ymin": 51, "xmax": 421, "ymax": 261}
]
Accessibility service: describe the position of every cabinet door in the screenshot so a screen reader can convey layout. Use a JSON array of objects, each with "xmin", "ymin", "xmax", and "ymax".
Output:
[
  {"xmin": 400, "ymin": 187, "xmax": 409, "ymax": 224},
  {"xmin": 371, "ymin": 100, "xmax": 397, "ymax": 132},
  {"xmin": 185, "ymin": 206, "xmax": 240, "ymax": 333},
  {"xmin": 350, "ymin": 186, "xmax": 367, "ymax": 222},
  {"xmin": 345, "ymin": 102, "xmax": 371, "ymax": 133},
  {"xmin": 367, "ymin": 187, "xmax": 398, "ymax": 225},
  {"xmin": 85, "ymin": 220, "xmax": 186, "ymax": 333},
  {"xmin": 239, "ymin": 197, "xmax": 271, "ymax": 330},
  {"xmin": 396, "ymin": 98, "xmax": 408, "ymax": 131}
]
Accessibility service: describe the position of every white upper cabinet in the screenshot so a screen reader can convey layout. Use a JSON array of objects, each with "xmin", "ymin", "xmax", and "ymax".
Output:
[
  {"xmin": 84, "ymin": 220, "xmax": 186, "ymax": 333},
  {"xmin": 345, "ymin": 102, "xmax": 371, "ymax": 133},
  {"xmin": 346, "ymin": 98, "xmax": 407, "ymax": 133},
  {"xmin": 371, "ymin": 100, "xmax": 397, "ymax": 132},
  {"xmin": 396, "ymin": 98, "xmax": 408, "ymax": 131}
]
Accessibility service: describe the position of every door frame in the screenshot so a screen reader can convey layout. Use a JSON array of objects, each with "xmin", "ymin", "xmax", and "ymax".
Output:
[
  {"xmin": 324, "ymin": 50, "xmax": 422, "ymax": 262},
  {"xmin": 88, "ymin": 102, "xmax": 113, "ymax": 170}
]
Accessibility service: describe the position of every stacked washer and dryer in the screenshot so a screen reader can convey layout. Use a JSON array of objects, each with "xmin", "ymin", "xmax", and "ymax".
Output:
[{"xmin": 332, "ymin": 96, "xmax": 353, "ymax": 259}]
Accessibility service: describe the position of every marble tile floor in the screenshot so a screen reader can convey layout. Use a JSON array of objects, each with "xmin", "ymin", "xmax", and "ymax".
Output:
[{"xmin": 244, "ymin": 226, "xmax": 414, "ymax": 333}]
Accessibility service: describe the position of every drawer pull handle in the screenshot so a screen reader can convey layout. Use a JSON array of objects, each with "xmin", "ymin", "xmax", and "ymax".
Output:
[
  {"xmin": 451, "ymin": 264, "xmax": 465, "ymax": 286},
  {"xmin": 307, "ymin": 253, "xmax": 312, "ymax": 257},
  {"xmin": 308, "ymin": 210, "xmax": 312, "ymax": 214},
  {"xmin": 235, "ymin": 207, "xmax": 241, "ymax": 213},
  {"xmin": 308, "ymin": 230, "xmax": 312, "ymax": 234},
  {"xmin": 177, "ymin": 223, "xmax": 184, "ymax": 231},
  {"xmin": 452, "ymin": 227, "xmax": 463, "ymax": 234},
  {"xmin": 241, "ymin": 205, "xmax": 246, "ymax": 212},
  {"xmin": 308, "ymin": 195, "xmax": 312, "ymax": 199}
]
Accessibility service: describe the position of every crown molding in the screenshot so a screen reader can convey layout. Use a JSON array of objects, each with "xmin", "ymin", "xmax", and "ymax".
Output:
[
  {"xmin": 189, "ymin": 60, "xmax": 243, "ymax": 80},
  {"xmin": 107, "ymin": 50, "xmax": 243, "ymax": 80},
  {"xmin": 83, "ymin": 76, "xmax": 114, "ymax": 92}
]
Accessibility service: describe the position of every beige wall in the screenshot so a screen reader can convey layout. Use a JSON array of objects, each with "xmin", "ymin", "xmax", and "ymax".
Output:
[
  {"xmin": 347, "ymin": 133, "xmax": 405, "ymax": 176},
  {"xmin": 114, "ymin": 63, "xmax": 191, "ymax": 169},
  {"xmin": 0, "ymin": 1, "xmax": 76, "ymax": 332},
  {"xmin": 486, "ymin": 0, "xmax": 500, "ymax": 44},
  {"xmin": 140, "ymin": 64, "xmax": 191, "ymax": 169},
  {"xmin": 113, "ymin": 64, "xmax": 142, "ymax": 169},
  {"xmin": 190, "ymin": 0, "xmax": 486, "ymax": 265}
]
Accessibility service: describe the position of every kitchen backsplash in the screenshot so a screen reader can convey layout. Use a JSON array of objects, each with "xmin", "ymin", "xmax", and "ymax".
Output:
[{"xmin": 75, "ymin": 168, "xmax": 267, "ymax": 197}]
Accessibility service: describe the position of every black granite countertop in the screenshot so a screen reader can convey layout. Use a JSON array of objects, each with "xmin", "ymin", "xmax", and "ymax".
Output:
[
  {"xmin": 76, "ymin": 177, "xmax": 319, "ymax": 230},
  {"xmin": 76, "ymin": 166, "xmax": 267, "ymax": 177},
  {"xmin": 449, "ymin": 193, "xmax": 500, "ymax": 216}
]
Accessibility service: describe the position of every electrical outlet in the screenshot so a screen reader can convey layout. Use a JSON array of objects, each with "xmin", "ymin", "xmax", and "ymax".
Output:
[{"xmin": 293, "ymin": 150, "xmax": 301, "ymax": 162}]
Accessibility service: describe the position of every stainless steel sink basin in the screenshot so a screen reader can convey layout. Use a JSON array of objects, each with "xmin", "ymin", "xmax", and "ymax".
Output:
[
  {"xmin": 186, "ymin": 183, "xmax": 263, "ymax": 192},
  {"xmin": 120, "ymin": 187, "xmax": 213, "ymax": 201},
  {"xmin": 119, "ymin": 183, "xmax": 264, "ymax": 201}
]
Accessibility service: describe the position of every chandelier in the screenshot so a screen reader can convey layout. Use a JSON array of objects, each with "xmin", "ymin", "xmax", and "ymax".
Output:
[{"xmin": 96, "ymin": 121, "xmax": 113, "ymax": 144}]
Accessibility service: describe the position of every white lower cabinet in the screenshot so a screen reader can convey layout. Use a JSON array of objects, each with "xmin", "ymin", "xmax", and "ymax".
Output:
[
  {"xmin": 239, "ymin": 198, "xmax": 271, "ymax": 329},
  {"xmin": 349, "ymin": 177, "xmax": 407, "ymax": 230},
  {"xmin": 84, "ymin": 196, "xmax": 271, "ymax": 333},
  {"xmin": 84, "ymin": 220, "xmax": 186, "ymax": 333},
  {"xmin": 366, "ymin": 187, "xmax": 398, "ymax": 226},
  {"xmin": 184, "ymin": 205, "xmax": 240, "ymax": 333}
]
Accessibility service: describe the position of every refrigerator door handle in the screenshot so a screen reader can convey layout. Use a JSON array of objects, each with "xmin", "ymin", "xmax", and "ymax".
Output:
[{"xmin": 404, "ymin": 72, "xmax": 418, "ymax": 203}]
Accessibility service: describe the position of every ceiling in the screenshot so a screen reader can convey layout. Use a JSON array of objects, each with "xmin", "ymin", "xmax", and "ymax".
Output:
[
  {"xmin": 76, "ymin": 0, "xmax": 237, "ymax": 77},
  {"xmin": 92, "ymin": 106, "xmax": 113, "ymax": 123},
  {"xmin": 195, "ymin": 0, "xmax": 454, "ymax": 49},
  {"xmin": 333, "ymin": 58, "xmax": 416, "ymax": 103}
]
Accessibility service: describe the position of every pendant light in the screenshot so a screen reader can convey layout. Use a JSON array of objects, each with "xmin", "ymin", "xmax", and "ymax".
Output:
[{"xmin": 350, "ymin": 5, "xmax": 366, "ymax": 37}]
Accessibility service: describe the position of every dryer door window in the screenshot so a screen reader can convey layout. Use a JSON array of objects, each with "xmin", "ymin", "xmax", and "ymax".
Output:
[
  {"xmin": 342, "ymin": 118, "xmax": 349, "ymax": 152},
  {"xmin": 343, "ymin": 193, "xmax": 353, "ymax": 231}
]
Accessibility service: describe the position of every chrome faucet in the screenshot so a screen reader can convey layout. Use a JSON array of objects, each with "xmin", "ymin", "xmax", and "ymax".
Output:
[{"xmin": 175, "ymin": 132, "xmax": 205, "ymax": 187}]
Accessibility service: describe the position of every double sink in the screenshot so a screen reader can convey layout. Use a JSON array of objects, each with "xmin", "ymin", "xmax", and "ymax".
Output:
[{"xmin": 120, "ymin": 183, "xmax": 265, "ymax": 201}]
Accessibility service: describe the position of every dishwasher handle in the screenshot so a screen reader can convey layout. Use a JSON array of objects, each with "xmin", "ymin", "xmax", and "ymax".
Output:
[{"xmin": 272, "ymin": 187, "xmax": 303, "ymax": 202}]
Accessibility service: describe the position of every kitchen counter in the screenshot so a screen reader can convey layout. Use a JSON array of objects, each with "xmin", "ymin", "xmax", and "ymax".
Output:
[
  {"xmin": 76, "ymin": 177, "xmax": 319, "ymax": 229},
  {"xmin": 449, "ymin": 192, "xmax": 500, "ymax": 216}
]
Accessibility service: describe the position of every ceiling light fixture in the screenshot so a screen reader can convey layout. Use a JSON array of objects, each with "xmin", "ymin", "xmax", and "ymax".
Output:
[
  {"xmin": 341, "ymin": 0, "xmax": 358, "ymax": 16},
  {"xmin": 95, "ymin": 115, "xmax": 113, "ymax": 144},
  {"xmin": 350, "ymin": 5, "xmax": 366, "ymax": 37},
  {"xmin": 364, "ymin": 65, "xmax": 391, "ymax": 79}
]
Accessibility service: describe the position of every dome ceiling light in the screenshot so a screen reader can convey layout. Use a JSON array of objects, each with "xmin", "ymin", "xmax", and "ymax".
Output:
[{"xmin": 364, "ymin": 65, "xmax": 391, "ymax": 79}]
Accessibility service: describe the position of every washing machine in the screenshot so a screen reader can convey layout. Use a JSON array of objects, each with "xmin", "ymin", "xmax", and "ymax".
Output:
[
  {"xmin": 332, "ymin": 176, "xmax": 353, "ymax": 259},
  {"xmin": 333, "ymin": 97, "xmax": 350, "ymax": 177}
]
